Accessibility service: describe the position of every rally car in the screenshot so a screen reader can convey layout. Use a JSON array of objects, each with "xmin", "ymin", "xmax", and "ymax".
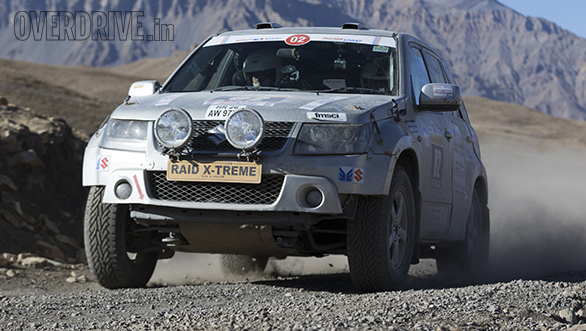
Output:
[{"xmin": 83, "ymin": 22, "xmax": 489, "ymax": 292}]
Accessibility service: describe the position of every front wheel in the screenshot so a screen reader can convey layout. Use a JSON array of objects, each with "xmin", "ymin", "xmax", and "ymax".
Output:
[
  {"xmin": 84, "ymin": 186, "xmax": 158, "ymax": 288},
  {"xmin": 347, "ymin": 166, "xmax": 416, "ymax": 292}
]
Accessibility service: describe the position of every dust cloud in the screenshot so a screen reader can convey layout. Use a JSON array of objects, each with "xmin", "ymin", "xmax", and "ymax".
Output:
[
  {"xmin": 150, "ymin": 253, "xmax": 349, "ymax": 286},
  {"xmin": 150, "ymin": 134, "xmax": 586, "ymax": 286},
  {"xmin": 479, "ymin": 135, "xmax": 586, "ymax": 282}
]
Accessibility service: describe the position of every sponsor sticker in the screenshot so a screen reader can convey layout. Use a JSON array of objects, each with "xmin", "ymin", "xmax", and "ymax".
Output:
[
  {"xmin": 433, "ymin": 86, "xmax": 453, "ymax": 98},
  {"xmin": 338, "ymin": 167, "xmax": 364, "ymax": 184},
  {"xmin": 421, "ymin": 126, "xmax": 430, "ymax": 146},
  {"xmin": 205, "ymin": 105, "xmax": 246, "ymax": 119},
  {"xmin": 167, "ymin": 160, "xmax": 261, "ymax": 184},
  {"xmin": 285, "ymin": 34, "xmax": 310, "ymax": 46},
  {"xmin": 430, "ymin": 205, "xmax": 450, "ymax": 223},
  {"xmin": 154, "ymin": 93, "xmax": 185, "ymax": 106},
  {"xmin": 306, "ymin": 112, "xmax": 347, "ymax": 122},
  {"xmin": 430, "ymin": 144, "xmax": 443, "ymax": 191},
  {"xmin": 204, "ymin": 34, "xmax": 396, "ymax": 48},
  {"xmin": 453, "ymin": 144, "xmax": 466, "ymax": 194},
  {"xmin": 204, "ymin": 96, "xmax": 288, "ymax": 107},
  {"xmin": 300, "ymin": 96, "xmax": 348, "ymax": 110},
  {"xmin": 404, "ymin": 120, "xmax": 419, "ymax": 133},
  {"xmin": 372, "ymin": 45, "xmax": 389, "ymax": 53},
  {"xmin": 96, "ymin": 156, "xmax": 111, "ymax": 171}
]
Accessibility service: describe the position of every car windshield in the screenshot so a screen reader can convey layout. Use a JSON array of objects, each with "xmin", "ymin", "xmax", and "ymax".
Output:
[{"xmin": 164, "ymin": 34, "xmax": 397, "ymax": 95}]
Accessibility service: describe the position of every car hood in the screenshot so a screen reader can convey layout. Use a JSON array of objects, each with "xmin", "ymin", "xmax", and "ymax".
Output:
[{"xmin": 111, "ymin": 91, "xmax": 397, "ymax": 123}]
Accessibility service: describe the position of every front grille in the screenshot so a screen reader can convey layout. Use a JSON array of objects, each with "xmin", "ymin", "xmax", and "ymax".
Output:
[
  {"xmin": 146, "ymin": 172, "xmax": 285, "ymax": 205},
  {"xmin": 189, "ymin": 121, "xmax": 294, "ymax": 152}
]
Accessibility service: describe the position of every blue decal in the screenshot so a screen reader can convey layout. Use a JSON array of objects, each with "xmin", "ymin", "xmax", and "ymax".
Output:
[{"xmin": 338, "ymin": 167, "xmax": 353, "ymax": 182}]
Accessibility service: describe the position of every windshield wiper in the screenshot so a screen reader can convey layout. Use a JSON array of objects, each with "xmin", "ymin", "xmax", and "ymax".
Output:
[{"xmin": 319, "ymin": 87, "xmax": 387, "ymax": 95}]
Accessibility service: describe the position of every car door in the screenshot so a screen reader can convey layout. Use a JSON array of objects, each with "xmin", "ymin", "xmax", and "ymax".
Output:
[
  {"xmin": 440, "ymin": 64, "xmax": 483, "ymax": 241},
  {"xmin": 409, "ymin": 45, "xmax": 453, "ymax": 240}
]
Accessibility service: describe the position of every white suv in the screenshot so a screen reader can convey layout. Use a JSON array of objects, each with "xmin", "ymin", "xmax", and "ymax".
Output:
[{"xmin": 83, "ymin": 22, "xmax": 489, "ymax": 292}]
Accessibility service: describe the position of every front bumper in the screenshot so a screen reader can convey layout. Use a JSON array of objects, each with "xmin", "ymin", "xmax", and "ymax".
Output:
[{"xmin": 84, "ymin": 144, "xmax": 392, "ymax": 215}]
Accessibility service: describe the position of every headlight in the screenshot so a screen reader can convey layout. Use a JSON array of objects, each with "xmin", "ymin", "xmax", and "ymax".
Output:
[
  {"xmin": 294, "ymin": 123, "xmax": 371, "ymax": 155},
  {"xmin": 154, "ymin": 108, "xmax": 193, "ymax": 149},
  {"xmin": 225, "ymin": 109, "xmax": 265, "ymax": 150},
  {"xmin": 100, "ymin": 119, "xmax": 148, "ymax": 151}
]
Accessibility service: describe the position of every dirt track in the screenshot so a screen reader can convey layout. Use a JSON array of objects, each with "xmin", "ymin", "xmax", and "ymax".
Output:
[{"xmin": 3, "ymin": 257, "xmax": 586, "ymax": 331}]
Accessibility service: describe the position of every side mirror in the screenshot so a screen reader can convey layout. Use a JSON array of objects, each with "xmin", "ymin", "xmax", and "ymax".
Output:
[
  {"xmin": 418, "ymin": 83, "xmax": 462, "ymax": 112},
  {"xmin": 128, "ymin": 80, "xmax": 161, "ymax": 98}
]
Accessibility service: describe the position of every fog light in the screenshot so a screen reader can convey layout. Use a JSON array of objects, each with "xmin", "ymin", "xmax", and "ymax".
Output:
[
  {"xmin": 115, "ymin": 181, "xmax": 132, "ymax": 199},
  {"xmin": 305, "ymin": 189, "xmax": 323, "ymax": 208}
]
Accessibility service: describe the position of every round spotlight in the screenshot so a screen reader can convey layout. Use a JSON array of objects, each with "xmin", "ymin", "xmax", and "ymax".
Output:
[
  {"xmin": 154, "ymin": 108, "xmax": 193, "ymax": 149},
  {"xmin": 115, "ymin": 181, "xmax": 132, "ymax": 199},
  {"xmin": 225, "ymin": 108, "xmax": 264, "ymax": 150},
  {"xmin": 305, "ymin": 188, "xmax": 323, "ymax": 208}
]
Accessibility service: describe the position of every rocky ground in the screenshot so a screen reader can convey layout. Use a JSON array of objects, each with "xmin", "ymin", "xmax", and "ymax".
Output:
[
  {"xmin": 0, "ymin": 97, "xmax": 87, "ymax": 264},
  {"xmin": 3, "ymin": 256, "xmax": 586, "ymax": 331}
]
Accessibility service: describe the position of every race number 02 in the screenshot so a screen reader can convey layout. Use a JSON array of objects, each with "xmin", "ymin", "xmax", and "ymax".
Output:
[{"xmin": 285, "ymin": 34, "xmax": 310, "ymax": 46}]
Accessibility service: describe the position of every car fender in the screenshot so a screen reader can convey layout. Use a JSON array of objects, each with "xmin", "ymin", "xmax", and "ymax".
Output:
[
  {"xmin": 447, "ymin": 162, "xmax": 489, "ymax": 241},
  {"xmin": 379, "ymin": 133, "xmax": 420, "ymax": 197}
]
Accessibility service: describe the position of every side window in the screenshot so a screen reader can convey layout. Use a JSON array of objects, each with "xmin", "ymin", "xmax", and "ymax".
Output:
[
  {"xmin": 442, "ymin": 63, "xmax": 456, "ymax": 84},
  {"xmin": 422, "ymin": 52, "xmax": 446, "ymax": 83},
  {"xmin": 440, "ymin": 61, "xmax": 469, "ymax": 120},
  {"xmin": 409, "ymin": 47, "xmax": 430, "ymax": 106}
]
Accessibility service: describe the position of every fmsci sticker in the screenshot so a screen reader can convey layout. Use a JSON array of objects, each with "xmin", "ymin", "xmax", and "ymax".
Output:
[
  {"xmin": 96, "ymin": 156, "xmax": 111, "ymax": 171},
  {"xmin": 307, "ymin": 112, "xmax": 347, "ymax": 122},
  {"xmin": 338, "ymin": 167, "xmax": 364, "ymax": 184}
]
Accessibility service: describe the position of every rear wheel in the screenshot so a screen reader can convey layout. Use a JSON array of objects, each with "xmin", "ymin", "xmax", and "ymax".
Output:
[
  {"xmin": 84, "ymin": 186, "xmax": 158, "ymax": 288},
  {"xmin": 220, "ymin": 254, "xmax": 269, "ymax": 277},
  {"xmin": 347, "ymin": 166, "xmax": 416, "ymax": 292},
  {"xmin": 436, "ymin": 190, "xmax": 488, "ymax": 274}
]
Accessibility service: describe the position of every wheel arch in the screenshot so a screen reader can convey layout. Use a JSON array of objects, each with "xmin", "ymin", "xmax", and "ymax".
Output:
[
  {"xmin": 394, "ymin": 149, "xmax": 421, "ymax": 263},
  {"xmin": 473, "ymin": 175, "xmax": 490, "ymax": 264}
]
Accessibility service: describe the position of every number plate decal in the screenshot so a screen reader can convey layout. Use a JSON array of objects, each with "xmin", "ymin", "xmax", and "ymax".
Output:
[{"xmin": 167, "ymin": 160, "xmax": 262, "ymax": 184}]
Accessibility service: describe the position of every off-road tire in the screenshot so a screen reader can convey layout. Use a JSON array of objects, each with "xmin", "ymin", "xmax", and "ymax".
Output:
[
  {"xmin": 347, "ymin": 166, "xmax": 416, "ymax": 292},
  {"xmin": 84, "ymin": 186, "xmax": 158, "ymax": 289},
  {"xmin": 436, "ymin": 189, "xmax": 488, "ymax": 274},
  {"xmin": 220, "ymin": 254, "xmax": 269, "ymax": 276}
]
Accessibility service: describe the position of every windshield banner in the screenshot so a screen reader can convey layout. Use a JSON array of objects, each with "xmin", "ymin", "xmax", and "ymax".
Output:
[{"xmin": 205, "ymin": 33, "xmax": 396, "ymax": 48}]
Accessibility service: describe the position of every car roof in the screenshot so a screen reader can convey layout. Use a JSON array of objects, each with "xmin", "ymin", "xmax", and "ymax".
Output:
[
  {"xmin": 217, "ymin": 23, "xmax": 400, "ymax": 39},
  {"xmin": 213, "ymin": 23, "xmax": 437, "ymax": 52}
]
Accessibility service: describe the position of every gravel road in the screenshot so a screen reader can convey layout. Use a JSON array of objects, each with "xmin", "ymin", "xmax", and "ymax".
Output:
[{"xmin": 2, "ymin": 254, "xmax": 586, "ymax": 331}]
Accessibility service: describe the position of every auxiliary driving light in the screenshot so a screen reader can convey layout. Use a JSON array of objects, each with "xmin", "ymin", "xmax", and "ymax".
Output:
[
  {"xmin": 114, "ymin": 181, "xmax": 132, "ymax": 199},
  {"xmin": 154, "ymin": 108, "xmax": 193, "ymax": 149},
  {"xmin": 225, "ymin": 108, "xmax": 265, "ymax": 150}
]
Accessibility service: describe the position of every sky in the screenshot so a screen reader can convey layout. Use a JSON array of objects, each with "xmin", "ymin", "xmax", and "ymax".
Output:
[{"xmin": 498, "ymin": 0, "xmax": 586, "ymax": 39}]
